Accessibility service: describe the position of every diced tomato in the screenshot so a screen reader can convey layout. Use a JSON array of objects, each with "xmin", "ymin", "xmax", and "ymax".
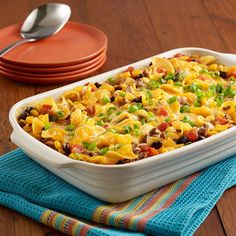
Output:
[
  {"xmin": 228, "ymin": 71, "xmax": 236, "ymax": 78},
  {"xmin": 198, "ymin": 76, "xmax": 210, "ymax": 81},
  {"xmin": 146, "ymin": 147, "xmax": 159, "ymax": 157},
  {"xmin": 41, "ymin": 104, "xmax": 52, "ymax": 114},
  {"xmin": 126, "ymin": 66, "xmax": 134, "ymax": 73},
  {"xmin": 174, "ymin": 53, "xmax": 184, "ymax": 58},
  {"xmin": 71, "ymin": 144, "xmax": 84, "ymax": 154},
  {"xmin": 186, "ymin": 129, "xmax": 198, "ymax": 142},
  {"xmin": 91, "ymin": 87, "xmax": 97, "ymax": 92},
  {"xmin": 103, "ymin": 124, "xmax": 109, "ymax": 128},
  {"xmin": 158, "ymin": 122, "xmax": 171, "ymax": 131},
  {"xmin": 157, "ymin": 107, "xmax": 168, "ymax": 116},
  {"xmin": 156, "ymin": 67, "xmax": 167, "ymax": 75},
  {"xmin": 214, "ymin": 117, "xmax": 228, "ymax": 125}
]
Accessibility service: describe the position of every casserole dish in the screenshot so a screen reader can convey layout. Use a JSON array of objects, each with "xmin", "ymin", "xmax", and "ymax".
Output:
[{"xmin": 9, "ymin": 47, "xmax": 236, "ymax": 203}]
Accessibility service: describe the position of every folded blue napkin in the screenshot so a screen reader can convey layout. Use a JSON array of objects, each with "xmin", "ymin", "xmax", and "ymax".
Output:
[{"xmin": 0, "ymin": 149, "xmax": 235, "ymax": 236}]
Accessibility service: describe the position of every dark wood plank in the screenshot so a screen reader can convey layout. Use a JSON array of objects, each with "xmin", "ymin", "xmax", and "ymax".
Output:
[
  {"xmin": 144, "ymin": 0, "xmax": 226, "ymax": 52},
  {"xmin": 216, "ymin": 187, "xmax": 236, "ymax": 236},
  {"xmin": 195, "ymin": 207, "xmax": 226, "ymax": 236},
  {"xmin": 203, "ymin": 0, "xmax": 236, "ymax": 53}
]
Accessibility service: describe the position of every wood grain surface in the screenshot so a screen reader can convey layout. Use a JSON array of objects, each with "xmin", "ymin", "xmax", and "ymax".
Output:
[{"xmin": 0, "ymin": 0, "xmax": 235, "ymax": 235}]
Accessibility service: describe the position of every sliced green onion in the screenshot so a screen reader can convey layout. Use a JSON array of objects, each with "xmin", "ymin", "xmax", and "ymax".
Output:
[
  {"xmin": 102, "ymin": 96, "xmax": 111, "ymax": 104},
  {"xmin": 182, "ymin": 116, "xmax": 195, "ymax": 127},
  {"xmin": 180, "ymin": 104, "xmax": 190, "ymax": 113},
  {"xmin": 44, "ymin": 122, "xmax": 51, "ymax": 130},
  {"xmin": 56, "ymin": 110, "xmax": 64, "ymax": 118},
  {"xmin": 107, "ymin": 106, "xmax": 117, "ymax": 115},
  {"xmin": 119, "ymin": 92, "xmax": 126, "ymax": 97},
  {"xmin": 65, "ymin": 124, "xmax": 75, "ymax": 131},
  {"xmin": 147, "ymin": 80, "xmax": 160, "ymax": 89},
  {"xmin": 95, "ymin": 120, "xmax": 104, "ymax": 126},
  {"xmin": 168, "ymin": 96, "xmax": 178, "ymax": 104},
  {"xmin": 124, "ymin": 125, "xmax": 132, "ymax": 134},
  {"xmin": 100, "ymin": 147, "xmax": 110, "ymax": 155},
  {"xmin": 107, "ymin": 77, "xmax": 116, "ymax": 85}
]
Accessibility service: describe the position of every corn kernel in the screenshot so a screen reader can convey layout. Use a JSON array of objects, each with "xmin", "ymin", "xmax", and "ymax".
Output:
[
  {"xmin": 167, "ymin": 79, "xmax": 174, "ymax": 85},
  {"xmin": 206, "ymin": 115, "xmax": 215, "ymax": 122},
  {"xmin": 180, "ymin": 56, "xmax": 189, "ymax": 60},
  {"xmin": 218, "ymin": 65, "xmax": 224, "ymax": 71},
  {"xmin": 120, "ymin": 71, "xmax": 131, "ymax": 79},
  {"xmin": 132, "ymin": 69, "xmax": 143, "ymax": 77},
  {"xmin": 54, "ymin": 141, "xmax": 62, "ymax": 150},
  {"xmin": 209, "ymin": 64, "xmax": 218, "ymax": 71},
  {"xmin": 30, "ymin": 109, "xmax": 39, "ymax": 117},
  {"xmin": 26, "ymin": 116, "xmax": 34, "ymax": 124}
]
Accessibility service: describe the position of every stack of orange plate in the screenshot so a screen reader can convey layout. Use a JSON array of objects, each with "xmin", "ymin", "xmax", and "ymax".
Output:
[{"xmin": 0, "ymin": 21, "xmax": 107, "ymax": 84}]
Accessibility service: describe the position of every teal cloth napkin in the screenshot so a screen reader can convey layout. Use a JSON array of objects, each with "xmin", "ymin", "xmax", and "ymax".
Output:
[{"xmin": 0, "ymin": 149, "xmax": 235, "ymax": 236}]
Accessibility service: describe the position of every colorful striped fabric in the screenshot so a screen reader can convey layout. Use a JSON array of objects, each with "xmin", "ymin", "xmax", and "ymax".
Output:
[{"xmin": 0, "ymin": 149, "xmax": 235, "ymax": 236}]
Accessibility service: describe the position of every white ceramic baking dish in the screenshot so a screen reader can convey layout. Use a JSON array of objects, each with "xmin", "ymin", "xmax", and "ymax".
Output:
[{"xmin": 9, "ymin": 47, "xmax": 236, "ymax": 203}]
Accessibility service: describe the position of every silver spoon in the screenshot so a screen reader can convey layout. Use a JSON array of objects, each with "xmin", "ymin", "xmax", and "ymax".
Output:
[{"xmin": 0, "ymin": 3, "xmax": 71, "ymax": 57}]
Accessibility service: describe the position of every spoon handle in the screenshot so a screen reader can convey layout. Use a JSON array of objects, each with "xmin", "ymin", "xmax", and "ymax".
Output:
[{"xmin": 0, "ymin": 38, "xmax": 31, "ymax": 57}]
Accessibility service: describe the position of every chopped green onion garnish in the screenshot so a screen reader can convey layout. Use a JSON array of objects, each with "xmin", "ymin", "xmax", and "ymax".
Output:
[
  {"xmin": 95, "ymin": 120, "xmax": 104, "ymax": 126},
  {"xmin": 168, "ymin": 96, "xmax": 178, "ymax": 104},
  {"xmin": 107, "ymin": 77, "xmax": 116, "ymax": 85},
  {"xmin": 141, "ymin": 118, "xmax": 146, "ymax": 125},
  {"xmin": 124, "ymin": 125, "xmax": 132, "ymax": 134},
  {"xmin": 147, "ymin": 80, "xmax": 160, "ymax": 89},
  {"xmin": 65, "ymin": 124, "xmax": 75, "ymax": 131},
  {"xmin": 102, "ymin": 96, "xmax": 111, "ymax": 104},
  {"xmin": 56, "ymin": 110, "xmax": 64, "ymax": 118},
  {"xmin": 182, "ymin": 116, "xmax": 195, "ymax": 127},
  {"xmin": 146, "ymin": 91, "xmax": 153, "ymax": 100},
  {"xmin": 147, "ymin": 111, "xmax": 155, "ymax": 121},
  {"xmin": 44, "ymin": 122, "xmax": 51, "ymax": 130},
  {"xmin": 165, "ymin": 117, "xmax": 171, "ymax": 122},
  {"xmin": 100, "ymin": 147, "xmax": 110, "ymax": 155},
  {"xmin": 82, "ymin": 141, "xmax": 97, "ymax": 151},
  {"xmin": 97, "ymin": 113, "xmax": 105, "ymax": 117},
  {"xmin": 116, "ymin": 111, "xmax": 123, "ymax": 115},
  {"xmin": 119, "ymin": 92, "xmax": 126, "ymax": 97},
  {"xmin": 180, "ymin": 104, "xmax": 190, "ymax": 113},
  {"xmin": 107, "ymin": 106, "xmax": 117, "ymax": 115},
  {"xmin": 128, "ymin": 104, "xmax": 138, "ymax": 113}
]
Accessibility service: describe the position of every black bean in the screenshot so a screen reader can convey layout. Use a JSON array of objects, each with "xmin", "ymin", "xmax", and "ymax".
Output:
[
  {"xmin": 149, "ymin": 62, "xmax": 153, "ymax": 66},
  {"xmin": 18, "ymin": 106, "xmax": 34, "ymax": 120},
  {"xmin": 114, "ymin": 85, "xmax": 122, "ymax": 91},
  {"xmin": 151, "ymin": 141, "xmax": 162, "ymax": 149},
  {"xmin": 132, "ymin": 96, "xmax": 142, "ymax": 103},
  {"xmin": 94, "ymin": 82, "xmax": 101, "ymax": 88},
  {"xmin": 176, "ymin": 135, "xmax": 189, "ymax": 144},
  {"xmin": 220, "ymin": 71, "xmax": 227, "ymax": 79},
  {"xmin": 110, "ymin": 95, "xmax": 115, "ymax": 102},
  {"xmin": 62, "ymin": 142, "xmax": 71, "ymax": 155},
  {"xmin": 134, "ymin": 74, "xmax": 144, "ymax": 79}
]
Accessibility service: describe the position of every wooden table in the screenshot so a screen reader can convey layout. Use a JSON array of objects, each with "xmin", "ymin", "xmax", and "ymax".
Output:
[{"xmin": 0, "ymin": 0, "xmax": 236, "ymax": 235}]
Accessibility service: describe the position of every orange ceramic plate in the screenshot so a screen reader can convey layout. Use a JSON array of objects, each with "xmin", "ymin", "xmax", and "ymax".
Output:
[
  {"xmin": 0, "ymin": 21, "xmax": 107, "ymax": 67},
  {"xmin": 0, "ymin": 57, "xmax": 106, "ymax": 84},
  {"xmin": 0, "ymin": 48, "xmax": 106, "ymax": 73},
  {"xmin": 0, "ymin": 53, "xmax": 106, "ymax": 77}
]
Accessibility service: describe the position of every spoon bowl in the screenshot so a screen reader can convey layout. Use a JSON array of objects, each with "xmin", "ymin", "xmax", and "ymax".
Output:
[{"xmin": 0, "ymin": 3, "xmax": 71, "ymax": 56}]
